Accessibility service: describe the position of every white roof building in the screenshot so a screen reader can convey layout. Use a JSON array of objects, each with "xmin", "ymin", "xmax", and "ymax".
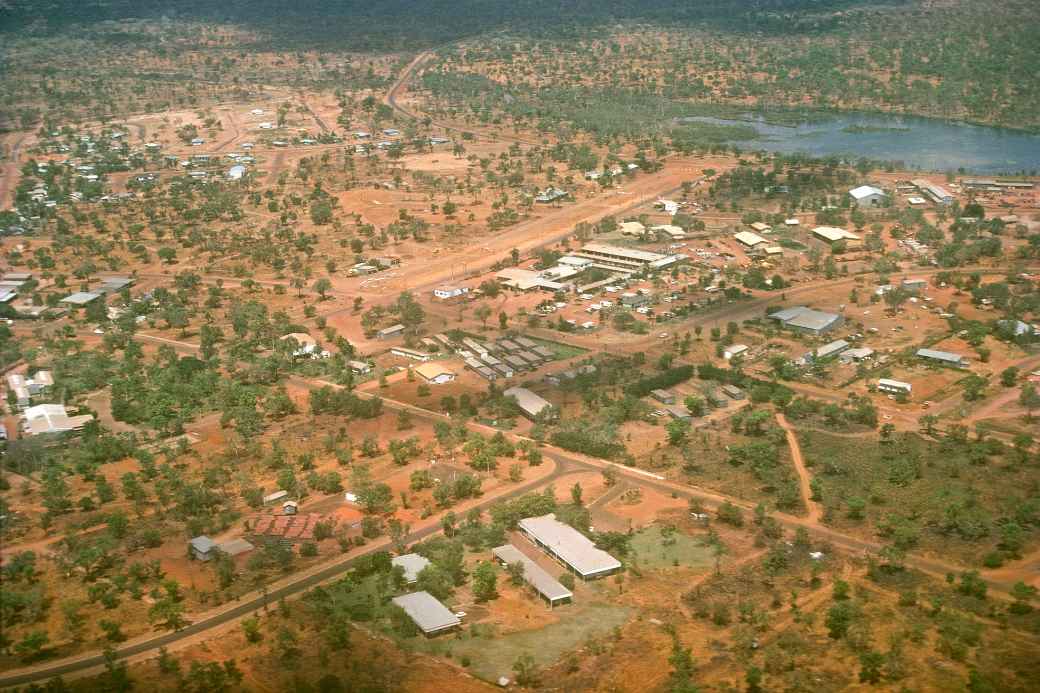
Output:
[
  {"xmin": 391, "ymin": 591, "xmax": 461, "ymax": 635},
  {"xmin": 504, "ymin": 387, "xmax": 554, "ymax": 420},
  {"xmin": 849, "ymin": 185, "xmax": 886, "ymax": 207},
  {"xmin": 812, "ymin": 226, "xmax": 861, "ymax": 243},
  {"xmin": 23, "ymin": 404, "xmax": 94, "ymax": 436},
  {"xmin": 392, "ymin": 553, "xmax": 432, "ymax": 584},
  {"xmin": 619, "ymin": 221, "xmax": 646, "ymax": 236},
  {"xmin": 519, "ymin": 514, "xmax": 621, "ymax": 579},
  {"xmin": 734, "ymin": 231, "xmax": 767, "ymax": 247}
]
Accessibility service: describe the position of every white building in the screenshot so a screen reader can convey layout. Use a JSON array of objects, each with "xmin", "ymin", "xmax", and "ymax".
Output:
[
  {"xmin": 849, "ymin": 185, "xmax": 886, "ymax": 208},
  {"xmin": 519, "ymin": 514, "xmax": 621, "ymax": 580},
  {"xmin": 734, "ymin": 231, "xmax": 767, "ymax": 248},
  {"xmin": 723, "ymin": 344, "xmax": 749, "ymax": 360},
  {"xmin": 433, "ymin": 285, "xmax": 468, "ymax": 301}
]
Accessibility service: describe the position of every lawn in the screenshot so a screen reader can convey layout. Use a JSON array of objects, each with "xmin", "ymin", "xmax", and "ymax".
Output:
[
  {"xmin": 629, "ymin": 525, "xmax": 715, "ymax": 570},
  {"xmin": 412, "ymin": 601, "xmax": 632, "ymax": 682},
  {"xmin": 525, "ymin": 335, "xmax": 588, "ymax": 360}
]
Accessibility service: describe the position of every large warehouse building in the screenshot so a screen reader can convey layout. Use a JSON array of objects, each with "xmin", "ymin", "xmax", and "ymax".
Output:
[
  {"xmin": 768, "ymin": 306, "xmax": 844, "ymax": 335},
  {"xmin": 519, "ymin": 514, "xmax": 621, "ymax": 580}
]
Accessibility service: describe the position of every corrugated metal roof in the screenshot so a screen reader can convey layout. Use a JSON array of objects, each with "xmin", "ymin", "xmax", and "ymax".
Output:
[
  {"xmin": 391, "ymin": 591, "xmax": 460, "ymax": 634},
  {"xmin": 519, "ymin": 514, "xmax": 620, "ymax": 577},
  {"xmin": 492, "ymin": 544, "xmax": 573, "ymax": 602},
  {"xmin": 392, "ymin": 554, "xmax": 432, "ymax": 583}
]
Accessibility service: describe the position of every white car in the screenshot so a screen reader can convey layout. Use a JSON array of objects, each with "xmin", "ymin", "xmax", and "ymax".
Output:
[{"xmin": 659, "ymin": 332, "xmax": 669, "ymax": 339}]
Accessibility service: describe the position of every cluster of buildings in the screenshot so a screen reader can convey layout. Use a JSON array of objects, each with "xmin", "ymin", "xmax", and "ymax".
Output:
[
  {"xmin": 388, "ymin": 513, "xmax": 619, "ymax": 638},
  {"xmin": 496, "ymin": 243, "xmax": 685, "ymax": 294},
  {"xmin": 4, "ymin": 369, "xmax": 94, "ymax": 437},
  {"xmin": 427, "ymin": 333, "xmax": 555, "ymax": 382}
]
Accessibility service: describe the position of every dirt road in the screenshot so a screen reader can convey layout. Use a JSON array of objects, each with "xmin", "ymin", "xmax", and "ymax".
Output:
[{"xmin": 776, "ymin": 412, "xmax": 821, "ymax": 523}]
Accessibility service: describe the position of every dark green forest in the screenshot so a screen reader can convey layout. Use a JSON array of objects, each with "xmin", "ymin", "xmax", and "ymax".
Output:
[{"xmin": 1, "ymin": 0, "xmax": 906, "ymax": 50}]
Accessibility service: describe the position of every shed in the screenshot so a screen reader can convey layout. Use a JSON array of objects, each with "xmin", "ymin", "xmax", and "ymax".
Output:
[
  {"xmin": 377, "ymin": 324, "xmax": 405, "ymax": 339},
  {"xmin": 504, "ymin": 387, "xmax": 554, "ymax": 420},
  {"xmin": 414, "ymin": 362, "xmax": 456, "ymax": 384}
]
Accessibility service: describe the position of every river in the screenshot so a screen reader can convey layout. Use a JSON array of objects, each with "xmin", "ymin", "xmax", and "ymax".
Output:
[{"xmin": 678, "ymin": 112, "xmax": 1040, "ymax": 174}]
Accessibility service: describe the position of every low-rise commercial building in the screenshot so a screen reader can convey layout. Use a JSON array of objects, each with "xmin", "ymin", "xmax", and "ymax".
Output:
[
  {"xmin": 849, "ymin": 185, "xmax": 886, "ymax": 208},
  {"xmin": 812, "ymin": 226, "xmax": 862, "ymax": 249}
]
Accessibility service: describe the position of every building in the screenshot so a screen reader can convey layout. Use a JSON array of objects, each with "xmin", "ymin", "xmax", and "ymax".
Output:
[
  {"xmin": 917, "ymin": 348, "xmax": 968, "ymax": 368},
  {"xmin": 227, "ymin": 165, "xmax": 246, "ymax": 180},
  {"xmin": 877, "ymin": 378, "xmax": 912, "ymax": 395},
  {"xmin": 813, "ymin": 339, "xmax": 850, "ymax": 361},
  {"xmin": 281, "ymin": 333, "xmax": 330, "ymax": 359},
  {"xmin": 250, "ymin": 512, "xmax": 324, "ymax": 544},
  {"xmin": 619, "ymin": 221, "xmax": 646, "ymax": 236},
  {"xmin": 349, "ymin": 360, "xmax": 373, "ymax": 374},
  {"xmin": 61, "ymin": 291, "xmax": 102, "ymax": 306},
  {"xmin": 263, "ymin": 490, "xmax": 289, "ymax": 505},
  {"xmin": 390, "ymin": 347, "xmax": 430, "ymax": 362},
  {"xmin": 721, "ymin": 384, "xmax": 745, "ymax": 400},
  {"xmin": 23, "ymin": 404, "xmax": 94, "ymax": 436},
  {"xmin": 377, "ymin": 324, "xmax": 406, "ymax": 340},
  {"xmin": 620, "ymin": 292, "xmax": 650, "ymax": 308},
  {"xmin": 723, "ymin": 344, "xmax": 749, "ymax": 361},
  {"xmin": 569, "ymin": 243, "xmax": 683, "ymax": 273},
  {"xmin": 652, "ymin": 224, "xmax": 686, "ymax": 241},
  {"xmin": 849, "ymin": 185, "xmax": 886, "ymax": 208},
  {"xmin": 901, "ymin": 278, "xmax": 928, "ymax": 293},
  {"xmin": 734, "ymin": 231, "xmax": 768, "ymax": 249},
  {"xmin": 6, "ymin": 371, "xmax": 54, "ymax": 409},
  {"xmin": 769, "ymin": 306, "xmax": 844, "ymax": 335},
  {"xmin": 496, "ymin": 267, "xmax": 571, "ymax": 293},
  {"xmin": 492, "ymin": 544, "xmax": 573, "ymax": 607},
  {"xmin": 840, "ymin": 347, "xmax": 875, "ymax": 362},
  {"xmin": 391, "ymin": 591, "xmax": 461, "ymax": 636},
  {"xmin": 413, "ymin": 362, "xmax": 456, "ymax": 384},
  {"xmin": 911, "ymin": 179, "xmax": 954, "ymax": 205},
  {"xmin": 650, "ymin": 389, "xmax": 675, "ymax": 404},
  {"xmin": 664, "ymin": 403, "xmax": 693, "ymax": 421},
  {"xmin": 433, "ymin": 285, "xmax": 468, "ymax": 301},
  {"xmin": 392, "ymin": 553, "xmax": 432, "ymax": 584},
  {"xmin": 518, "ymin": 514, "xmax": 621, "ymax": 580},
  {"xmin": 189, "ymin": 536, "xmax": 217, "ymax": 561},
  {"xmin": 504, "ymin": 386, "xmax": 555, "ymax": 420},
  {"xmin": 217, "ymin": 538, "xmax": 255, "ymax": 557},
  {"xmin": 812, "ymin": 226, "xmax": 862, "ymax": 249},
  {"xmin": 534, "ymin": 187, "xmax": 569, "ymax": 203}
]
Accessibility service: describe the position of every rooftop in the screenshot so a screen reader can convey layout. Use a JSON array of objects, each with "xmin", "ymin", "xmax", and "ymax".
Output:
[
  {"xmin": 504, "ymin": 387, "xmax": 553, "ymax": 418},
  {"xmin": 812, "ymin": 226, "xmax": 861, "ymax": 242},
  {"xmin": 391, "ymin": 591, "xmax": 460, "ymax": 634},
  {"xmin": 519, "ymin": 514, "xmax": 621, "ymax": 577},
  {"xmin": 492, "ymin": 544, "xmax": 573, "ymax": 602},
  {"xmin": 917, "ymin": 348, "xmax": 966, "ymax": 363},
  {"xmin": 849, "ymin": 185, "xmax": 885, "ymax": 199},
  {"xmin": 392, "ymin": 553, "xmax": 432, "ymax": 583},
  {"xmin": 578, "ymin": 243, "xmax": 666, "ymax": 263},
  {"xmin": 733, "ymin": 231, "xmax": 767, "ymax": 247}
]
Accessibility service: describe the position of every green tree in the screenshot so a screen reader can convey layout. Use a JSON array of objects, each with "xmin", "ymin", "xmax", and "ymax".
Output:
[
  {"xmin": 313, "ymin": 278, "xmax": 332, "ymax": 300},
  {"xmin": 472, "ymin": 560, "xmax": 498, "ymax": 602}
]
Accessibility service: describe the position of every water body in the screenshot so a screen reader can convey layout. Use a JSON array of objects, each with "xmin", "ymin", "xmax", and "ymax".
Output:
[{"xmin": 678, "ymin": 112, "xmax": 1040, "ymax": 174}]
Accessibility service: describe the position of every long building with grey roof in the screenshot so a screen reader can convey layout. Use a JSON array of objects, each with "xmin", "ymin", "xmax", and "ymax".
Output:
[
  {"xmin": 391, "ymin": 591, "xmax": 460, "ymax": 636},
  {"xmin": 492, "ymin": 544, "xmax": 573, "ymax": 607},
  {"xmin": 518, "ymin": 514, "xmax": 621, "ymax": 580}
]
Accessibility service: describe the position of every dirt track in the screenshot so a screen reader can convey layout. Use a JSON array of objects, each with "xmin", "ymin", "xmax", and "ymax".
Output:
[{"xmin": 776, "ymin": 412, "xmax": 821, "ymax": 523}]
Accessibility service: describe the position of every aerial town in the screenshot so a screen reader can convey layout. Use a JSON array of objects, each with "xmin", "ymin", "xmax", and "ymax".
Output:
[{"xmin": 1, "ymin": 1, "xmax": 1039, "ymax": 691}]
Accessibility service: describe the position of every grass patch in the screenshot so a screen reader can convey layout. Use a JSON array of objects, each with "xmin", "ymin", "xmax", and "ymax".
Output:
[
  {"xmin": 629, "ymin": 525, "xmax": 715, "ymax": 570},
  {"xmin": 777, "ymin": 237, "xmax": 807, "ymax": 250},
  {"xmin": 525, "ymin": 335, "xmax": 588, "ymax": 360},
  {"xmin": 409, "ymin": 601, "xmax": 631, "ymax": 682}
]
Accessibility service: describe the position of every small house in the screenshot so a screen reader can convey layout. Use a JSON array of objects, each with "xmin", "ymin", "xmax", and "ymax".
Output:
[{"xmin": 189, "ymin": 536, "xmax": 217, "ymax": 561}]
